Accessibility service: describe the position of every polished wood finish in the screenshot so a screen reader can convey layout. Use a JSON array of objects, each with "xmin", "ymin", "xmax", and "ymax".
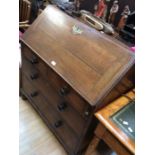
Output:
[
  {"xmin": 21, "ymin": 5, "xmax": 134, "ymax": 105},
  {"xmin": 20, "ymin": 47, "xmax": 91, "ymax": 154},
  {"xmin": 21, "ymin": 74, "xmax": 79, "ymax": 152},
  {"xmin": 95, "ymin": 90, "xmax": 135, "ymax": 154},
  {"xmin": 20, "ymin": 6, "xmax": 134, "ymax": 155},
  {"xmin": 86, "ymin": 123, "xmax": 133, "ymax": 155},
  {"xmin": 85, "ymin": 90, "xmax": 135, "ymax": 155}
]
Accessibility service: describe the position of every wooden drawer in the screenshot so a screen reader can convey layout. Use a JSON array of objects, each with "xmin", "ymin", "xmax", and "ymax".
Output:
[
  {"xmin": 47, "ymin": 68, "xmax": 93, "ymax": 119},
  {"xmin": 22, "ymin": 74, "xmax": 48, "ymax": 110},
  {"xmin": 22, "ymin": 61, "xmax": 86, "ymax": 136},
  {"xmin": 21, "ymin": 74, "xmax": 78, "ymax": 153},
  {"xmin": 21, "ymin": 51, "xmax": 92, "ymax": 120},
  {"xmin": 21, "ymin": 44, "xmax": 47, "ymax": 77},
  {"xmin": 22, "ymin": 57, "xmax": 39, "ymax": 80},
  {"xmin": 45, "ymin": 109, "xmax": 79, "ymax": 154}
]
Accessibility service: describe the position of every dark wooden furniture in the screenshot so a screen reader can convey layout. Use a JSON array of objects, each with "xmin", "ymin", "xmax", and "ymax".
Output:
[
  {"xmin": 20, "ymin": 5, "xmax": 135, "ymax": 155},
  {"xmin": 19, "ymin": 0, "xmax": 31, "ymax": 28},
  {"xmin": 85, "ymin": 90, "xmax": 135, "ymax": 155}
]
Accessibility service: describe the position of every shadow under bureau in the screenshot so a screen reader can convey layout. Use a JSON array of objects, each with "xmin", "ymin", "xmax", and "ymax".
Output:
[{"xmin": 20, "ymin": 5, "xmax": 135, "ymax": 155}]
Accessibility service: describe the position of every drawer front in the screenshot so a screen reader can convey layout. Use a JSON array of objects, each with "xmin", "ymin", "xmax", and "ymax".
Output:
[
  {"xmin": 22, "ymin": 74, "xmax": 51, "ymax": 114},
  {"xmin": 22, "ymin": 57, "xmax": 39, "ymax": 80},
  {"xmin": 21, "ymin": 74, "xmax": 78, "ymax": 153},
  {"xmin": 47, "ymin": 68, "xmax": 92, "ymax": 119},
  {"xmin": 21, "ymin": 44, "xmax": 47, "ymax": 77},
  {"xmin": 22, "ymin": 60, "xmax": 86, "ymax": 136},
  {"xmin": 21, "ymin": 45, "xmax": 92, "ymax": 120}
]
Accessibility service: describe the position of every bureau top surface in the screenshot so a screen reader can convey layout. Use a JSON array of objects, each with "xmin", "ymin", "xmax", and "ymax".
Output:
[{"xmin": 21, "ymin": 5, "xmax": 135, "ymax": 106}]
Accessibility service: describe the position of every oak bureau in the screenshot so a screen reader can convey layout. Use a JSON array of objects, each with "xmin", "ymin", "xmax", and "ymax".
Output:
[{"xmin": 20, "ymin": 5, "xmax": 135, "ymax": 155}]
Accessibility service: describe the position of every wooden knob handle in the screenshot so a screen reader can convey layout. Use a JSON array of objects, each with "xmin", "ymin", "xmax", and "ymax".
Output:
[
  {"xmin": 30, "ymin": 56, "xmax": 38, "ymax": 64},
  {"xmin": 54, "ymin": 120, "xmax": 62, "ymax": 128},
  {"xmin": 30, "ymin": 91, "xmax": 38, "ymax": 97},
  {"xmin": 59, "ymin": 86, "xmax": 70, "ymax": 96},
  {"xmin": 30, "ymin": 73, "xmax": 39, "ymax": 80},
  {"xmin": 57, "ymin": 102, "xmax": 67, "ymax": 111}
]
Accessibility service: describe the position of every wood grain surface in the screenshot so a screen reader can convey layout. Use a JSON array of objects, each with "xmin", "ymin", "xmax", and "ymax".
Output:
[
  {"xmin": 21, "ymin": 5, "xmax": 134, "ymax": 106},
  {"xmin": 95, "ymin": 90, "xmax": 135, "ymax": 154}
]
